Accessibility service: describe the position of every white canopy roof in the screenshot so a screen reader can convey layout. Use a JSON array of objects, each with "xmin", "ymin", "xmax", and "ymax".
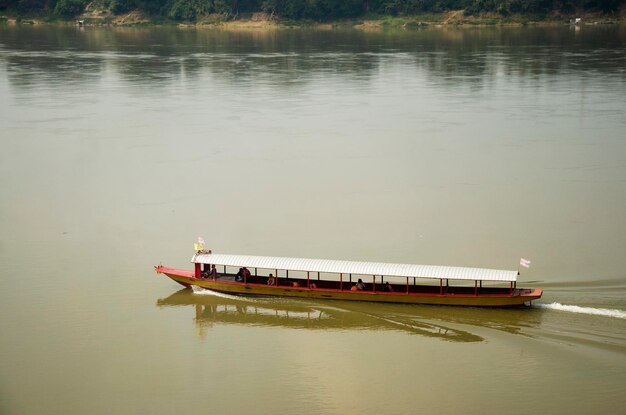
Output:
[{"xmin": 192, "ymin": 252, "xmax": 518, "ymax": 282}]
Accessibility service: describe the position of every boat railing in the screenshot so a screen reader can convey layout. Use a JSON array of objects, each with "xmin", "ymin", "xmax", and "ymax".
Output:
[{"xmin": 198, "ymin": 267, "xmax": 519, "ymax": 297}]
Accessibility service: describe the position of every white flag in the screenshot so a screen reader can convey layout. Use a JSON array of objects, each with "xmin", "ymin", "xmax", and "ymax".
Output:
[{"xmin": 520, "ymin": 258, "xmax": 531, "ymax": 268}]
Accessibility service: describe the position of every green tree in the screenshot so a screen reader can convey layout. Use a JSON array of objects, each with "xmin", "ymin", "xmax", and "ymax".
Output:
[
  {"xmin": 168, "ymin": 0, "xmax": 212, "ymax": 20},
  {"xmin": 111, "ymin": 0, "xmax": 137, "ymax": 13},
  {"xmin": 54, "ymin": 0, "xmax": 87, "ymax": 17}
]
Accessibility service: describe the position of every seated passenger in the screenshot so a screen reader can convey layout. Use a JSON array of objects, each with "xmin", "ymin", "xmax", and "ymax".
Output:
[
  {"xmin": 209, "ymin": 264, "xmax": 217, "ymax": 280},
  {"xmin": 357, "ymin": 278, "xmax": 365, "ymax": 291},
  {"xmin": 267, "ymin": 274, "xmax": 275, "ymax": 286},
  {"xmin": 292, "ymin": 281, "xmax": 300, "ymax": 287},
  {"xmin": 383, "ymin": 282, "xmax": 394, "ymax": 292},
  {"xmin": 235, "ymin": 268, "xmax": 244, "ymax": 282},
  {"xmin": 310, "ymin": 283, "xmax": 317, "ymax": 289}
]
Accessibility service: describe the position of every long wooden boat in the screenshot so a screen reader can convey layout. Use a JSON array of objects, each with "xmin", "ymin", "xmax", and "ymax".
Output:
[{"xmin": 155, "ymin": 250, "xmax": 542, "ymax": 307}]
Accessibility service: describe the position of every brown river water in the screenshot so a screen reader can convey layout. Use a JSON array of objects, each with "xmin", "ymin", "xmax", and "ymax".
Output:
[{"xmin": 1, "ymin": 24, "xmax": 625, "ymax": 414}]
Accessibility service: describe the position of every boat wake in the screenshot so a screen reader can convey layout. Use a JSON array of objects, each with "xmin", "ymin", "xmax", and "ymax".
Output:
[
  {"xmin": 190, "ymin": 285, "xmax": 246, "ymax": 301},
  {"xmin": 535, "ymin": 302, "xmax": 626, "ymax": 319}
]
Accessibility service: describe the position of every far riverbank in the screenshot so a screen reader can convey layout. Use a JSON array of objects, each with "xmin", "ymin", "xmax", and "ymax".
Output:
[{"xmin": 1, "ymin": 9, "xmax": 624, "ymax": 31}]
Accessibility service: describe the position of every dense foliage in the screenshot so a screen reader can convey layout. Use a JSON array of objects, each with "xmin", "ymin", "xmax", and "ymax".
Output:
[{"xmin": 0, "ymin": 0, "xmax": 623, "ymax": 19}]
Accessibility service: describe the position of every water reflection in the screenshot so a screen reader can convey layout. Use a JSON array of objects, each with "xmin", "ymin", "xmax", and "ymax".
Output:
[
  {"xmin": 4, "ymin": 52, "xmax": 104, "ymax": 89},
  {"xmin": 2, "ymin": 25, "xmax": 624, "ymax": 91},
  {"xmin": 157, "ymin": 289, "xmax": 484, "ymax": 342},
  {"xmin": 340, "ymin": 299, "xmax": 541, "ymax": 336}
]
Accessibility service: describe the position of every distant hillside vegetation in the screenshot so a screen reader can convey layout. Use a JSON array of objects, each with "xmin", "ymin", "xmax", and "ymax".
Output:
[{"xmin": 1, "ymin": 0, "xmax": 624, "ymax": 20}]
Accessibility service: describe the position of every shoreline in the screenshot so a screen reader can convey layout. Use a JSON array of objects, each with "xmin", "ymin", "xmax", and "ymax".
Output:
[{"xmin": 1, "ymin": 10, "xmax": 624, "ymax": 31}]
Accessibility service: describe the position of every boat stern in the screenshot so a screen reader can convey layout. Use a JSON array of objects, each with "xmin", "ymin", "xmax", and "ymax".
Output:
[{"xmin": 520, "ymin": 288, "xmax": 543, "ymax": 302}]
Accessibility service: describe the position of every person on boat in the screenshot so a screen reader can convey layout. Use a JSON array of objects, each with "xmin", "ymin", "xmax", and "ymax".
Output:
[
  {"xmin": 267, "ymin": 274, "xmax": 275, "ymax": 286},
  {"xmin": 292, "ymin": 281, "xmax": 300, "ymax": 287},
  {"xmin": 357, "ymin": 279, "xmax": 365, "ymax": 291},
  {"xmin": 383, "ymin": 282, "xmax": 393, "ymax": 292},
  {"xmin": 242, "ymin": 267, "xmax": 251, "ymax": 282},
  {"xmin": 209, "ymin": 264, "xmax": 217, "ymax": 280},
  {"xmin": 235, "ymin": 268, "xmax": 244, "ymax": 282},
  {"xmin": 201, "ymin": 267, "xmax": 209, "ymax": 279}
]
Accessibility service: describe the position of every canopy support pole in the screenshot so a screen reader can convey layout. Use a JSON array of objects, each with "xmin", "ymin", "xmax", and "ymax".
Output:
[{"xmin": 340, "ymin": 273, "xmax": 343, "ymax": 291}]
